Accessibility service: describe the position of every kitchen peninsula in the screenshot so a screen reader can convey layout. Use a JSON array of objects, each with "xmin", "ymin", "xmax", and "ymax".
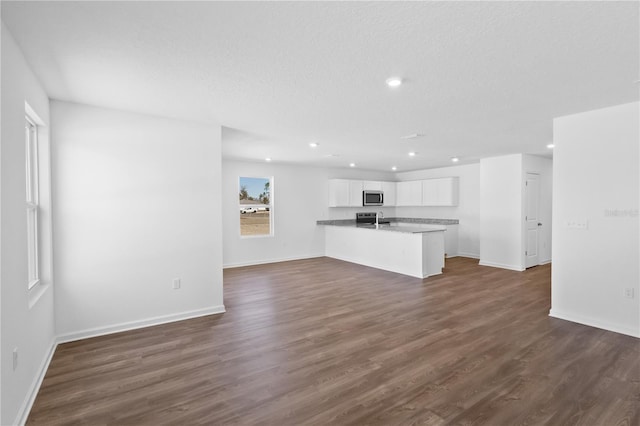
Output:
[{"xmin": 317, "ymin": 217, "xmax": 453, "ymax": 279}]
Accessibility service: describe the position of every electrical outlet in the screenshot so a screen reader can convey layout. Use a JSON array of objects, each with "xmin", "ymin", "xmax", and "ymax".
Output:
[
  {"xmin": 13, "ymin": 347, "xmax": 18, "ymax": 371},
  {"xmin": 172, "ymin": 278, "xmax": 181, "ymax": 290},
  {"xmin": 624, "ymin": 288, "xmax": 635, "ymax": 299}
]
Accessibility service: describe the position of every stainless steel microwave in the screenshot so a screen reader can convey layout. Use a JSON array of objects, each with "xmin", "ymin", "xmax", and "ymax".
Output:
[{"xmin": 363, "ymin": 190, "xmax": 384, "ymax": 206}]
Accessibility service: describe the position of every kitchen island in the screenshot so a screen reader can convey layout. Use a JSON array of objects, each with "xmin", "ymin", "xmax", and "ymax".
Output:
[{"xmin": 319, "ymin": 222, "xmax": 446, "ymax": 279}]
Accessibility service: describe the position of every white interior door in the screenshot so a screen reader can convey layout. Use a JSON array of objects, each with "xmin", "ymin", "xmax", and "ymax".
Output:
[{"xmin": 525, "ymin": 173, "xmax": 540, "ymax": 268}]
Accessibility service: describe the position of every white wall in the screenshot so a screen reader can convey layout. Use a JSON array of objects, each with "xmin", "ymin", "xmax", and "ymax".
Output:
[
  {"xmin": 395, "ymin": 163, "xmax": 480, "ymax": 258},
  {"xmin": 51, "ymin": 101, "xmax": 224, "ymax": 341},
  {"xmin": 479, "ymin": 154, "xmax": 553, "ymax": 271},
  {"xmin": 222, "ymin": 159, "xmax": 394, "ymax": 267},
  {"xmin": 551, "ymin": 102, "xmax": 639, "ymax": 338},
  {"xmin": 479, "ymin": 154, "xmax": 525, "ymax": 271},
  {"xmin": 1, "ymin": 24, "xmax": 56, "ymax": 426},
  {"xmin": 522, "ymin": 155, "xmax": 553, "ymax": 264}
]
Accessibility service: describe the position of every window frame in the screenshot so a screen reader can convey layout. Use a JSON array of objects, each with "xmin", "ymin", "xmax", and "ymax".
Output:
[
  {"xmin": 238, "ymin": 176, "xmax": 274, "ymax": 238},
  {"xmin": 25, "ymin": 115, "xmax": 40, "ymax": 290}
]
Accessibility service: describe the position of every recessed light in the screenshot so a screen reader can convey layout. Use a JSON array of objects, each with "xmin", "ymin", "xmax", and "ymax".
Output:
[
  {"xmin": 408, "ymin": 151, "xmax": 416, "ymax": 157},
  {"xmin": 309, "ymin": 142, "xmax": 319, "ymax": 148},
  {"xmin": 265, "ymin": 157, "xmax": 272, "ymax": 162},
  {"xmin": 349, "ymin": 162, "xmax": 356, "ymax": 167},
  {"xmin": 547, "ymin": 144, "xmax": 555, "ymax": 149},
  {"xmin": 391, "ymin": 166, "xmax": 397, "ymax": 171},
  {"xmin": 386, "ymin": 77, "xmax": 403, "ymax": 87},
  {"xmin": 451, "ymin": 157, "xmax": 459, "ymax": 163}
]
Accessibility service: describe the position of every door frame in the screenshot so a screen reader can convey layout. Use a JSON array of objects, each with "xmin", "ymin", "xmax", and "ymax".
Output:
[{"xmin": 524, "ymin": 172, "xmax": 541, "ymax": 268}]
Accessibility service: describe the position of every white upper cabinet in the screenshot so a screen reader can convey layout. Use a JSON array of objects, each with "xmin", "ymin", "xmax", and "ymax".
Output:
[
  {"xmin": 364, "ymin": 181, "xmax": 395, "ymax": 205},
  {"xmin": 362, "ymin": 181, "xmax": 383, "ymax": 191},
  {"xmin": 395, "ymin": 177, "xmax": 459, "ymax": 206},
  {"xmin": 329, "ymin": 178, "xmax": 456, "ymax": 208},
  {"xmin": 421, "ymin": 179, "xmax": 438, "ymax": 205},
  {"xmin": 396, "ymin": 180, "xmax": 423, "ymax": 206},
  {"xmin": 381, "ymin": 181, "xmax": 396, "ymax": 206},
  {"xmin": 328, "ymin": 179, "xmax": 365, "ymax": 207},
  {"xmin": 328, "ymin": 179, "xmax": 351, "ymax": 207},
  {"xmin": 329, "ymin": 179, "xmax": 397, "ymax": 207},
  {"xmin": 422, "ymin": 177, "xmax": 459, "ymax": 206},
  {"xmin": 349, "ymin": 180, "xmax": 364, "ymax": 206},
  {"xmin": 436, "ymin": 177, "xmax": 459, "ymax": 206}
]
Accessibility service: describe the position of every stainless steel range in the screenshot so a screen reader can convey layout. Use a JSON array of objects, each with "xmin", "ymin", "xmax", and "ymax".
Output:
[{"xmin": 356, "ymin": 212, "xmax": 389, "ymax": 226}]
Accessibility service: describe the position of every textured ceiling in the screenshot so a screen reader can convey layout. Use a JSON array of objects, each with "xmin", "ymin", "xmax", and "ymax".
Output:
[{"xmin": 2, "ymin": 1, "xmax": 638, "ymax": 172}]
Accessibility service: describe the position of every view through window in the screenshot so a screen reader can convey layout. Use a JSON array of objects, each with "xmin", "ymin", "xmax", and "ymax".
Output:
[
  {"xmin": 239, "ymin": 176, "xmax": 272, "ymax": 236},
  {"xmin": 25, "ymin": 116, "xmax": 40, "ymax": 289}
]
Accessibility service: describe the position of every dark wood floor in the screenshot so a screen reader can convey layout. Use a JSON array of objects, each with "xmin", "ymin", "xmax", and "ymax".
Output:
[{"xmin": 28, "ymin": 257, "xmax": 639, "ymax": 425}]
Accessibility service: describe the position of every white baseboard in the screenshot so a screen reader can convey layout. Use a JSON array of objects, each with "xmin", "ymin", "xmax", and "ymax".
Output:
[
  {"xmin": 456, "ymin": 252, "xmax": 480, "ymax": 259},
  {"xmin": 478, "ymin": 260, "xmax": 525, "ymax": 272},
  {"xmin": 57, "ymin": 305, "xmax": 226, "ymax": 344},
  {"xmin": 17, "ymin": 306, "xmax": 226, "ymax": 424},
  {"xmin": 15, "ymin": 338, "xmax": 58, "ymax": 426},
  {"xmin": 223, "ymin": 254, "xmax": 324, "ymax": 269},
  {"xmin": 549, "ymin": 309, "xmax": 640, "ymax": 338},
  {"xmin": 538, "ymin": 258, "xmax": 552, "ymax": 265}
]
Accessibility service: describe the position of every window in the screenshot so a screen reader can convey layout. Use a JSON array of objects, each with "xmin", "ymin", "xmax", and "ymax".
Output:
[
  {"xmin": 25, "ymin": 116, "xmax": 40, "ymax": 289},
  {"xmin": 239, "ymin": 176, "xmax": 272, "ymax": 237}
]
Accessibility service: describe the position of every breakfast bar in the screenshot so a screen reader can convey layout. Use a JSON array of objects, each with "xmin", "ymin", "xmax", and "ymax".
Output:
[{"xmin": 318, "ymin": 221, "xmax": 446, "ymax": 279}]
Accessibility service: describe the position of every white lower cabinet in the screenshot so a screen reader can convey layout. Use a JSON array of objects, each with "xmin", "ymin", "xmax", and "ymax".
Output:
[
  {"xmin": 444, "ymin": 224, "xmax": 458, "ymax": 257},
  {"xmin": 400, "ymin": 223, "xmax": 458, "ymax": 257}
]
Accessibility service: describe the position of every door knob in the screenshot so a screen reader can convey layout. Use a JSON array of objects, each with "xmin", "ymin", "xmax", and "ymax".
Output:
[{"xmin": 538, "ymin": 223, "xmax": 542, "ymax": 226}]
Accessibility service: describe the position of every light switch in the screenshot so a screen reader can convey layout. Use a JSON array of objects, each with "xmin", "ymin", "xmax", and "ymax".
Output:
[{"xmin": 566, "ymin": 219, "xmax": 588, "ymax": 230}]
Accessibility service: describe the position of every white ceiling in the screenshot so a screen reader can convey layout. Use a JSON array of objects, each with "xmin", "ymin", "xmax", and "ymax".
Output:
[{"xmin": 2, "ymin": 1, "xmax": 638, "ymax": 172}]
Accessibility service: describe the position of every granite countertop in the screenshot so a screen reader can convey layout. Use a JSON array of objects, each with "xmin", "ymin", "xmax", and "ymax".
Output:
[
  {"xmin": 317, "ymin": 217, "xmax": 458, "ymax": 226},
  {"xmin": 353, "ymin": 223, "xmax": 446, "ymax": 234},
  {"xmin": 316, "ymin": 218, "xmax": 449, "ymax": 234}
]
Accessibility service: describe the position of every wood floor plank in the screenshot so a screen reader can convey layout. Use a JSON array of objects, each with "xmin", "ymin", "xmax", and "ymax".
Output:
[{"xmin": 27, "ymin": 257, "xmax": 639, "ymax": 425}]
